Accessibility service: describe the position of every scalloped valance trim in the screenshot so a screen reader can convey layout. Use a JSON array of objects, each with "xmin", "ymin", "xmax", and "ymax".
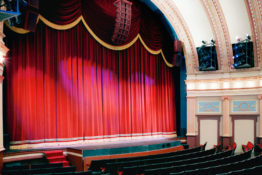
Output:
[{"xmin": 5, "ymin": 15, "xmax": 174, "ymax": 67}]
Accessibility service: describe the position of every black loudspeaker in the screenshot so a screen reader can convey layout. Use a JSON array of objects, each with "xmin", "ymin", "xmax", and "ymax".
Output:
[
  {"xmin": 197, "ymin": 45, "xmax": 218, "ymax": 71},
  {"xmin": 232, "ymin": 41, "xmax": 254, "ymax": 69}
]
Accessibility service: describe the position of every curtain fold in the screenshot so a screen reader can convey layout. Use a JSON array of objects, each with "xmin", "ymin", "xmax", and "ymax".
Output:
[
  {"xmin": 5, "ymin": 21, "xmax": 176, "ymax": 145},
  {"xmin": 5, "ymin": 0, "xmax": 177, "ymax": 147}
]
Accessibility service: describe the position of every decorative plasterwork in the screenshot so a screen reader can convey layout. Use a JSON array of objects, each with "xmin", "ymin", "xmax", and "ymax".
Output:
[
  {"xmin": 244, "ymin": 0, "xmax": 262, "ymax": 69},
  {"xmin": 186, "ymin": 75, "xmax": 262, "ymax": 97},
  {"xmin": 151, "ymin": 0, "xmax": 198, "ymax": 74},
  {"xmin": 200, "ymin": 0, "xmax": 233, "ymax": 72}
]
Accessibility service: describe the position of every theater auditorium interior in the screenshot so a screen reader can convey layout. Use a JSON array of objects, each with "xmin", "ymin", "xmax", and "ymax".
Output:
[{"xmin": 0, "ymin": 0, "xmax": 261, "ymax": 174}]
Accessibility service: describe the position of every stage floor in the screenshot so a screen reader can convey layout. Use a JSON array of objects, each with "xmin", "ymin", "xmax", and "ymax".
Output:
[
  {"xmin": 72, "ymin": 137, "xmax": 185, "ymax": 150},
  {"xmin": 65, "ymin": 137, "xmax": 186, "ymax": 157},
  {"xmin": 6, "ymin": 136, "xmax": 186, "ymax": 153}
]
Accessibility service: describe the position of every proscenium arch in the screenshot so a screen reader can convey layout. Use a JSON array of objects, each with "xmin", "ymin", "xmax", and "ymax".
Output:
[
  {"xmin": 140, "ymin": 0, "xmax": 189, "ymax": 135},
  {"xmin": 151, "ymin": 0, "xmax": 199, "ymax": 74}
]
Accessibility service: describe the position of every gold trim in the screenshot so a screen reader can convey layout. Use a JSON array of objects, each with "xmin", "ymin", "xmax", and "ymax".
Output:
[
  {"xmin": 5, "ymin": 15, "xmax": 174, "ymax": 67},
  {"xmin": 5, "ymin": 21, "xmax": 30, "ymax": 34},
  {"xmin": 39, "ymin": 15, "xmax": 82, "ymax": 30}
]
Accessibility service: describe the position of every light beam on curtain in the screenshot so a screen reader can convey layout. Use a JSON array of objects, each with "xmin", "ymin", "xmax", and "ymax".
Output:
[{"xmin": 5, "ymin": 21, "xmax": 176, "ymax": 147}]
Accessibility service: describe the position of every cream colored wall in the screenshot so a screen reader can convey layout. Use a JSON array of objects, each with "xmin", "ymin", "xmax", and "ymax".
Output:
[
  {"xmin": 234, "ymin": 120, "xmax": 254, "ymax": 153},
  {"xmin": 179, "ymin": 1, "xmax": 262, "ymax": 145},
  {"xmin": 220, "ymin": 0, "xmax": 252, "ymax": 43},
  {"xmin": 173, "ymin": 0, "xmax": 214, "ymax": 47},
  {"xmin": 200, "ymin": 120, "xmax": 218, "ymax": 149}
]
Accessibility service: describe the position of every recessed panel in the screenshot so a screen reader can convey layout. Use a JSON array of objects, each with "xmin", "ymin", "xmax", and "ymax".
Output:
[{"xmin": 200, "ymin": 119, "xmax": 218, "ymax": 149}]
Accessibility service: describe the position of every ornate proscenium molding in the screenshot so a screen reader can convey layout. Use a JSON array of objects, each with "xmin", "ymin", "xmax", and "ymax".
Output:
[
  {"xmin": 244, "ymin": 0, "xmax": 262, "ymax": 69},
  {"xmin": 112, "ymin": 0, "xmax": 132, "ymax": 45},
  {"xmin": 200, "ymin": 0, "xmax": 233, "ymax": 72},
  {"xmin": 151, "ymin": 0, "xmax": 198, "ymax": 74}
]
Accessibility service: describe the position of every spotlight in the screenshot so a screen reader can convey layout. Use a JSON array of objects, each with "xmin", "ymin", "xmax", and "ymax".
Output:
[
  {"xmin": 236, "ymin": 36, "xmax": 242, "ymax": 42},
  {"xmin": 246, "ymin": 34, "xmax": 251, "ymax": 41}
]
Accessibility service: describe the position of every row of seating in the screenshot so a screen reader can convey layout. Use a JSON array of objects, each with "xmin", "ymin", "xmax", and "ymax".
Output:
[
  {"xmin": 121, "ymin": 149, "xmax": 233, "ymax": 175},
  {"xmin": 218, "ymin": 164, "xmax": 262, "ymax": 175},
  {"xmin": 29, "ymin": 170, "xmax": 99, "ymax": 175},
  {"xmin": 3, "ymin": 163, "xmax": 63, "ymax": 171},
  {"xmin": 2, "ymin": 164, "xmax": 76, "ymax": 175},
  {"xmin": 143, "ymin": 149, "xmax": 252, "ymax": 175},
  {"xmin": 2, "ymin": 162, "xmax": 102, "ymax": 175},
  {"xmin": 170, "ymin": 152, "xmax": 261, "ymax": 175},
  {"xmin": 105, "ymin": 146, "xmax": 215, "ymax": 174},
  {"xmin": 89, "ymin": 144, "xmax": 205, "ymax": 171}
]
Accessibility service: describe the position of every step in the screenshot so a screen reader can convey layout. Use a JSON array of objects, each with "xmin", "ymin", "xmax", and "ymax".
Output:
[
  {"xmin": 51, "ymin": 160, "xmax": 70, "ymax": 167},
  {"xmin": 47, "ymin": 156, "xmax": 66, "ymax": 163},
  {"xmin": 44, "ymin": 150, "xmax": 64, "ymax": 157}
]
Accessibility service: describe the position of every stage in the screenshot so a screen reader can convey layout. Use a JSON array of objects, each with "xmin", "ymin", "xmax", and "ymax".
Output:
[
  {"xmin": 4, "ymin": 137, "xmax": 186, "ymax": 171},
  {"xmin": 65, "ymin": 137, "xmax": 185, "ymax": 171}
]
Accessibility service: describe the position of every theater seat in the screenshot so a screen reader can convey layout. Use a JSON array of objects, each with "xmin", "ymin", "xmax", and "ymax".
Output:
[
  {"xmin": 242, "ymin": 145, "xmax": 249, "ymax": 152},
  {"xmin": 200, "ymin": 142, "xmax": 207, "ymax": 151},
  {"xmin": 242, "ymin": 142, "xmax": 253, "ymax": 152},
  {"xmin": 226, "ymin": 142, "xmax": 236, "ymax": 153},
  {"xmin": 254, "ymin": 144, "xmax": 262, "ymax": 156},
  {"xmin": 232, "ymin": 142, "xmax": 236, "ymax": 151},
  {"xmin": 247, "ymin": 141, "xmax": 254, "ymax": 150},
  {"xmin": 213, "ymin": 142, "xmax": 222, "ymax": 153}
]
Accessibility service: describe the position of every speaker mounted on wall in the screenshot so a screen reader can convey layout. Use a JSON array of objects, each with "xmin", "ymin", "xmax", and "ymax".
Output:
[
  {"xmin": 112, "ymin": 0, "xmax": 132, "ymax": 45},
  {"xmin": 232, "ymin": 35, "xmax": 254, "ymax": 69}
]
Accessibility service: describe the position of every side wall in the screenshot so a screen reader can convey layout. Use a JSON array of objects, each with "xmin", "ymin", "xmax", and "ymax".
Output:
[{"xmin": 186, "ymin": 73, "xmax": 262, "ymax": 151}]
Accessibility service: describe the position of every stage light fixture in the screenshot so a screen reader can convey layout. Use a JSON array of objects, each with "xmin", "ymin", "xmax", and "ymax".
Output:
[{"xmin": 197, "ymin": 39, "xmax": 218, "ymax": 71}]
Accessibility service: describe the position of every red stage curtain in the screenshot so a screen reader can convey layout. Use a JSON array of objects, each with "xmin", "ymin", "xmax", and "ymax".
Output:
[
  {"xmin": 39, "ymin": 0, "xmax": 172, "ymax": 53},
  {"xmin": 5, "ymin": 21, "xmax": 176, "ymax": 145}
]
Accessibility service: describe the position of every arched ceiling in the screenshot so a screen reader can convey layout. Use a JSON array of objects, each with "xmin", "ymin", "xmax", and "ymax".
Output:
[{"xmin": 151, "ymin": 0, "xmax": 262, "ymax": 76}]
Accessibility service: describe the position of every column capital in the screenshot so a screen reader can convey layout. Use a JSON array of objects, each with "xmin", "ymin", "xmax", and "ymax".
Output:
[
  {"xmin": 258, "ymin": 94, "xmax": 262, "ymax": 100},
  {"xmin": 221, "ymin": 96, "xmax": 231, "ymax": 101}
]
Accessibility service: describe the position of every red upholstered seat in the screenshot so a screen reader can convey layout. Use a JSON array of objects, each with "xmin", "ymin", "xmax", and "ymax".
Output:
[
  {"xmin": 247, "ymin": 141, "xmax": 254, "ymax": 150},
  {"xmin": 232, "ymin": 142, "xmax": 236, "ymax": 151}
]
